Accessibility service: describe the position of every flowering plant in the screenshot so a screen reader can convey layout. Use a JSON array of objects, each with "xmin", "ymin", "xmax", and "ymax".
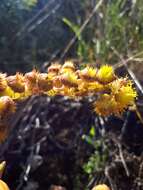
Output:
[{"xmin": 0, "ymin": 61, "xmax": 137, "ymax": 120}]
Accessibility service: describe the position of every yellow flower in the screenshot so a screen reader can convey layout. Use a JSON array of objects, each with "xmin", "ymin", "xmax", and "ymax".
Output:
[
  {"xmin": 79, "ymin": 66, "xmax": 97, "ymax": 82},
  {"xmin": 7, "ymin": 73, "xmax": 25, "ymax": 93},
  {"xmin": 48, "ymin": 63, "xmax": 61, "ymax": 75},
  {"xmin": 46, "ymin": 89, "xmax": 58, "ymax": 97},
  {"xmin": 0, "ymin": 180, "xmax": 9, "ymax": 190},
  {"xmin": 94, "ymin": 94, "xmax": 120, "ymax": 116},
  {"xmin": 97, "ymin": 65, "xmax": 116, "ymax": 84},
  {"xmin": 109, "ymin": 78, "xmax": 128, "ymax": 94},
  {"xmin": 60, "ymin": 60, "xmax": 75, "ymax": 74},
  {"xmin": 61, "ymin": 72, "xmax": 78, "ymax": 88},
  {"xmin": 0, "ymin": 73, "xmax": 26, "ymax": 99},
  {"xmin": 115, "ymin": 82, "xmax": 137, "ymax": 108},
  {"xmin": 61, "ymin": 87, "xmax": 76, "ymax": 98},
  {"xmin": 0, "ymin": 64, "xmax": 137, "ymax": 117},
  {"xmin": 0, "ymin": 87, "xmax": 14, "ymax": 98},
  {"xmin": 92, "ymin": 184, "xmax": 110, "ymax": 190},
  {"xmin": 0, "ymin": 96, "xmax": 16, "ymax": 118},
  {"xmin": 109, "ymin": 78, "xmax": 137, "ymax": 111},
  {"xmin": 25, "ymin": 69, "xmax": 40, "ymax": 94},
  {"xmin": 75, "ymin": 80, "xmax": 88, "ymax": 97},
  {"xmin": 86, "ymin": 81, "xmax": 104, "ymax": 93}
]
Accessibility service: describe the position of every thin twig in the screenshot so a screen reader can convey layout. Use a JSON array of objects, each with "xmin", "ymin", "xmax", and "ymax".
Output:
[
  {"xmin": 118, "ymin": 143, "xmax": 130, "ymax": 177},
  {"xmin": 111, "ymin": 133, "xmax": 130, "ymax": 177},
  {"xmin": 10, "ymin": 0, "xmax": 61, "ymax": 43},
  {"xmin": 28, "ymin": 3, "xmax": 61, "ymax": 33},
  {"xmin": 112, "ymin": 46, "xmax": 143, "ymax": 94},
  {"xmin": 105, "ymin": 166, "xmax": 117, "ymax": 190},
  {"xmin": 114, "ymin": 50, "xmax": 143, "ymax": 70}
]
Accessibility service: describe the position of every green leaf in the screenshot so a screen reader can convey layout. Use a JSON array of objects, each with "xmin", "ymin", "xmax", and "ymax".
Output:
[
  {"xmin": 62, "ymin": 17, "xmax": 82, "ymax": 40},
  {"xmin": 89, "ymin": 126, "xmax": 95, "ymax": 137}
]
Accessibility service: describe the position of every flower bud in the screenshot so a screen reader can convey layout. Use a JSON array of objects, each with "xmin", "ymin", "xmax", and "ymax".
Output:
[
  {"xmin": 7, "ymin": 73, "xmax": 25, "ymax": 93},
  {"xmin": 61, "ymin": 72, "xmax": 78, "ymax": 88},
  {"xmin": 79, "ymin": 67, "xmax": 97, "ymax": 82},
  {"xmin": 94, "ymin": 94, "xmax": 119, "ymax": 116},
  {"xmin": 0, "ymin": 74, "xmax": 7, "ymax": 92},
  {"xmin": 48, "ymin": 63, "xmax": 61, "ymax": 75},
  {"xmin": 25, "ymin": 69, "xmax": 38, "ymax": 84},
  {"xmin": 61, "ymin": 60, "xmax": 75, "ymax": 72},
  {"xmin": 37, "ymin": 73, "xmax": 52, "ymax": 91},
  {"xmin": 0, "ymin": 96, "xmax": 16, "ymax": 118},
  {"xmin": 25, "ymin": 69, "xmax": 39, "ymax": 93}
]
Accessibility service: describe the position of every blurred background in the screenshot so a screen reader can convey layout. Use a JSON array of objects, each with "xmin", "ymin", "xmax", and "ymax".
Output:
[
  {"xmin": 0, "ymin": 0, "xmax": 143, "ymax": 190},
  {"xmin": 0, "ymin": 0, "xmax": 143, "ymax": 76}
]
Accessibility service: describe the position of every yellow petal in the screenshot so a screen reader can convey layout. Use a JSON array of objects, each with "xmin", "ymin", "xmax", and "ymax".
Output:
[
  {"xmin": 0, "ymin": 161, "xmax": 6, "ymax": 178},
  {"xmin": 97, "ymin": 65, "xmax": 115, "ymax": 84},
  {"xmin": 0, "ymin": 179, "xmax": 10, "ymax": 190},
  {"xmin": 92, "ymin": 184, "xmax": 110, "ymax": 190}
]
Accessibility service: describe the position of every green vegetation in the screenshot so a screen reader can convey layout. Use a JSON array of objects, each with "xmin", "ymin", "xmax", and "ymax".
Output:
[
  {"xmin": 63, "ymin": 0, "xmax": 143, "ymax": 64},
  {"xmin": 82, "ymin": 127, "xmax": 108, "ymax": 184}
]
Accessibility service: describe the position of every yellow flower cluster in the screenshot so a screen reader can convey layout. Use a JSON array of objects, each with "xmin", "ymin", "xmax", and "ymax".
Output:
[
  {"xmin": 0, "ymin": 61, "xmax": 137, "ymax": 118},
  {"xmin": 94, "ymin": 78, "xmax": 137, "ymax": 116}
]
